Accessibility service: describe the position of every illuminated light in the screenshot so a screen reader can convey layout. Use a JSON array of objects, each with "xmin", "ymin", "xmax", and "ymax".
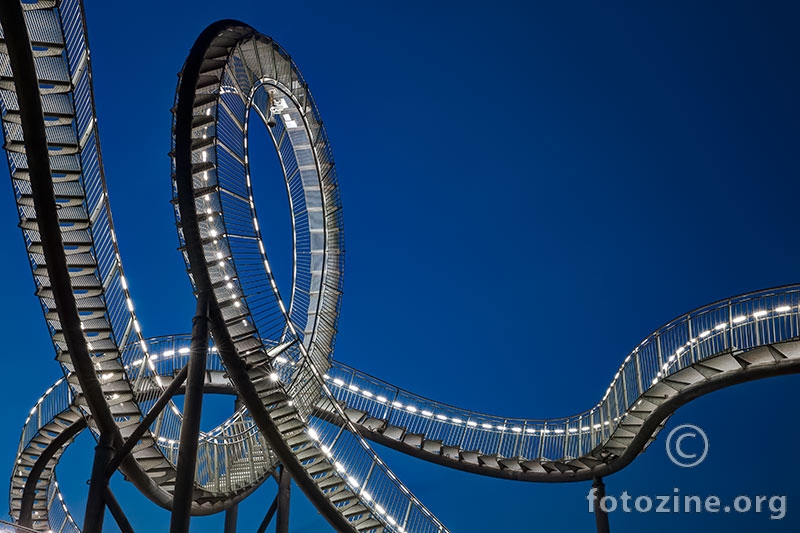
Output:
[
  {"xmin": 714, "ymin": 323, "xmax": 727, "ymax": 331},
  {"xmin": 322, "ymin": 374, "xmax": 330, "ymax": 380},
  {"xmin": 216, "ymin": 252, "xmax": 224, "ymax": 259},
  {"xmin": 525, "ymin": 428, "xmax": 536, "ymax": 434},
  {"xmin": 554, "ymin": 429, "xmax": 565, "ymax": 434},
  {"xmin": 435, "ymin": 414, "xmax": 447, "ymax": 421},
  {"xmin": 387, "ymin": 517, "xmax": 396, "ymax": 526},
  {"xmin": 361, "ymin": 491, "xmax": 372, "ymax": 502},
  {"xmin": 375, "ymin": 504, "xmax": 385, "ymax": 515},
  {"xmin": 406, "ymin": 405, "xmax": 417, "ymax": 413},
  {"xmin": 121, "ymin": 276, "xmax": 128, "ymax": 290},
  {"xmin": 481, "ymin": 423, "xmax": 492, "ymax": 429},
  {"xmin": 774, "ymin": 306, "xmax": 791, "ymax": 313},
  {"xmin": 668, "ymin": 355, "xmax": 676, "ymax": 363},
  {"xmin": 363, "ymin": 391, "xmax": 373, "ymax": 398},
  {"xmin": 699, "ymin": 330, "xmax": 711, "ymax": 338},
  {"xmin": 732, "ymin": 315, "xmax": 747, "ymax": 324},
  {"xmin": 511, "ymin": 427, "xmax": 522, "ymax": 433},
  {"xmin": 269, "ymin": 373, "xmax": 280, "ymax": 382},
  {"xmin": 210, "ymin": 229, "xmax": 218, "ymax": 237},
  {"xmin": 335, "ymin": 462, "xmax": 346, "ymax": 473},
  {"xmin": 206, "ymin": 208, "xmax": 213, "ymax": 214},
  {"xmin": 568, "ymin": 428, "xmax": 578, "ymax": 433},
  {"xmin": 111, "ymin": 393, "xmax": 120, "ymax": 400},
  {"xmin": 452, "ymin": 417, "xmax": 463, "ymax": 424},
  {"xmin": 275, "ymin": 356, "xmax": 288, "ymax": 364},
  {"xmin": 392, "ymin": 401, "xmax": 403, "ymax": 408},
  {"xmin": 164, "ymin": 350, "xmax": 175, "ymax": 357},
  {"xmin": 348, "ymin": 384, "xmax": 359, "ymax": 392},
  {"xmin": 467, "ymin": 421, "xmax": 478, "ymax": 427},
  {"xmin": 179, "ymin": 347, "xmax": 190, "ymax": 355},
  {"xmin": 234, "ymin": 301, "xmax": 241, "ymax": 308},
  {"xmin": 242, "ymin": 320, "xmax": 247, "ymax": 326},
  {"xmin": 134, "ymin": 320, "xmax": 141, "ymax": 333},
  {"xmin": 348, "ymin": 476, "xmax": 360, "ymax": 488},
  {"xmin": 100, "ymin": 372, "xmax": 113, "ymax": 380},
  {"xmin": 376, "ymin": 395, "xmax": 387, "ymax": 403},
  {"xmin": 651, "ymin": 378, "xmax": 658, "ymax": 384},
  {"xmin": 308, "ymin": 428, "xmax": 319, "ymax": 441},
  {"xmin": 226, "ymin": 282, "xmax": 233, "ymax": 289},
  {"xmin": 593, "ymin": 424, "xmax": 602, "ymax": 429},
  {"xmin": 421, "ymin": 410, "xmax": 433, "ymax": 417},
  {"xmin": 333, "ymin": 378, "xmax": 345, "ymax": 386}
]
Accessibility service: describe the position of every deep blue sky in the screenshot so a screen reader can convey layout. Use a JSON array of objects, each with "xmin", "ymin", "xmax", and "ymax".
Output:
[{"xmin": 1, "ymin": 1, "xmax": 799, "ymax": 531}]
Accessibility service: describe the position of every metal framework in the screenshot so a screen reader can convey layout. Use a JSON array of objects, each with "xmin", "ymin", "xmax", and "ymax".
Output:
[{"xmin": 0, "ymin": 2, "xmax": 798, "ymax": 532}]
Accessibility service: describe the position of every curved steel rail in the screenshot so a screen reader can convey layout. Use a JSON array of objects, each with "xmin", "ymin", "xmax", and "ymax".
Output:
[{"xmin": 0, "ymin": 0, "xmax": 274, "ymax": 523}]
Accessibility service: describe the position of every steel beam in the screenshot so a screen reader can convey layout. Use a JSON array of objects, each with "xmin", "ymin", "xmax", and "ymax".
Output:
[
  {"xmin": 105, "ymin": 487, "xmax": 135, "ymax": 533},
  {"xmin": 256, "ymin": 495, "xmax": 279, "ymax": 533},
  {"xmin": 106, "ymin": 364, "xmax": 189, "ymax": 477}
]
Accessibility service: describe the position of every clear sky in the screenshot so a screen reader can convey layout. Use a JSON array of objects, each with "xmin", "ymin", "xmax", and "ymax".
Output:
[{"xmin": 1, "ymin": 1, "xmax": 799, "ymax": 531}]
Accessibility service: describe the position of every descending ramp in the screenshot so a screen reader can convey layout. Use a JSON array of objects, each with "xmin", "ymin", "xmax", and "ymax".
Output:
[{"xmin": 319, "ymin": 286, "xmax": 800, "ymax": 481}]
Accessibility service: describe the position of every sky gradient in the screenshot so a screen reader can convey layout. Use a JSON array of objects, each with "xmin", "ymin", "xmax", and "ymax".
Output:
[{"xmin": 1, "ymin": 1, "xmax": 799, "ymax": 531}]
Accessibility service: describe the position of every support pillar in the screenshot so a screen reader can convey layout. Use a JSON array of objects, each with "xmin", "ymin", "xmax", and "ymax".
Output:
[
  {"xmin": 224, "ymin": 504, "xmax": 238, "ymax": 533},
  {"xmin": 84, "ymin": 431, "xmax": 115, "ymax": 533},
  {"xmin": 276, "ymin": 465, "xmax": 291, "ymax": 533},
  {"xmin": 592, "ymin": 477, "xmax": 610, "ymax": 533},
  {"xmin": 170, "ymin": 292, "xmax": 211, "ymax": 533}
]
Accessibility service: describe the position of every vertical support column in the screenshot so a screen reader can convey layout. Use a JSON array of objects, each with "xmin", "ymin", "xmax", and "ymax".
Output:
[
  {"xmin": 224, "ymin": 504, "xmax": 238, "ymax": 533},
  {"xmin": 592, "ymin": 477, "xmax": 610, "ymax": 533},
  {"xmin": 84, "ymin": 431, "xmax": 115, "ymax": 533},
  {"xmin": 170, "ymin": 291, "xmax": 211, "ymax": 533},
  {"xmin": 276, "ymin": 464, "xmax": 291, "ymax": 533}
]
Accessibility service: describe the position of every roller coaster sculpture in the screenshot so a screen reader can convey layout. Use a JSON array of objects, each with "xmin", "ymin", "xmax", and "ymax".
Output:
[{"xmin": 1, "ymin": 2, "xmax": 799, "ymax": 532}]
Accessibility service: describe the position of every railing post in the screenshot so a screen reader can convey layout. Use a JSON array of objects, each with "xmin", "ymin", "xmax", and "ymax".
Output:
[
  {"xmin": 633, "ymin": 350, "xmax": 643, "ymax": 395},
  {"xmin": 727, "ymin": 300, "xmax": 734, "ymax": 350}
]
